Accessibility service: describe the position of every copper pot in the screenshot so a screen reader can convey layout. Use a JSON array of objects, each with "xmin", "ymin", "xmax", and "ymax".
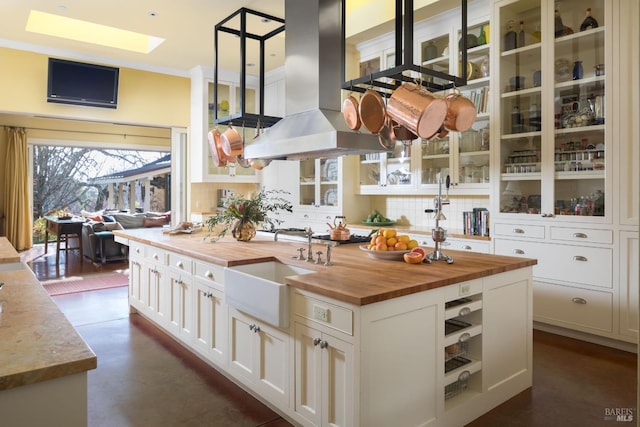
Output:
[
  {"xmin": 342, "ymin": 95, "xmax": 361, "ymax": 131},
  {"xmin": 389, "ymin": 120, "xmax": 418, "ymax": 141},
  {"xmin": 358, "ymin": 89, "xmax": 386, "ymax": 134},
  {"xmin": 207, "ymin": 129, "xmax": 227, "ymax": 167},
  {"xmin": 220, "ymin": 125, "xmax": 244, "ymax": 156},
  {"xmin": 387, "ymin": 82, "xmax": 447, "ymax": 139},
  {"xmin": 443, "ymin": 91, "xmax": 477, "ymax": 132}
]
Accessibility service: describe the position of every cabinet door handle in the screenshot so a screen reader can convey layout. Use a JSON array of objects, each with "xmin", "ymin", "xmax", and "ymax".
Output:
[
  {"xmin": 458, "ymin": 307, "xmax": 471, "ymax": 317},
  {"xmin": 572, "ymin": 232, "xmax": 588, "ymax": 238},
  {"xmin": 319, "ymin": 340, "xmax": 329, "ymax": 349},
  {"xmin": 513, "ymin": 249, "xmax": 525, "ymax": 255},
  {"xmin": 313, "ymin": 337, "xmax": 322, "ymax": 346},
  {"xmin": 573, "ymin": 255, "xmax": 588, "ymax": 262},
  {"xmin": 571, "ymin": 297, "xmax": 587, "ymax": 304},
  {"xmin": 205, "ymin": 271, "xmax": 214, "ymax": 279},
  {"xmin": 176, "ymin": 261, "xmax": 184, "ymax": 268},
  {"xmin": 461, "ymin": 245, "xmax": 472, "ymax": 250},
  {"xmin": 253, "ymin": 325, "xmax": 261, "ymax": 333},
  {"xmin": 513, "ymin": 228, "xmax": 525, "ymax": 234}
]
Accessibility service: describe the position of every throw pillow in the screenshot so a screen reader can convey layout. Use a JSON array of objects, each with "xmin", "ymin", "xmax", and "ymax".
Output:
[{"xmin": 143, "ymin": 216, "xmax": 169, "ymax": 227}]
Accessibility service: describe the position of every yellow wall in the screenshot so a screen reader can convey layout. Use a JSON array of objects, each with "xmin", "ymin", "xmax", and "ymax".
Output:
[{"xmin": 0, "ymin": 47, "xmax": 190, "ymax": 128}]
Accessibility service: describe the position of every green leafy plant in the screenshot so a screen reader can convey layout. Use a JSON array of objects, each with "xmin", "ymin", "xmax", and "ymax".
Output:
[{"xmin": 205, "ymin": 189, "xmax": 293, "ymax": 241}]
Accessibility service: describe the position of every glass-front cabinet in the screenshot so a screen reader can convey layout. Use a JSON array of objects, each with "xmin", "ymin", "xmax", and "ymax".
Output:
[
  {"xmin": 493, "ymin": 0, "xmax": 609, "ymax": 220},
  {"xmin": 299, "ymin": 158, "xmax": 340, "ymax": 209},
  {"xmin": 359, "ymin": 141, "xmax": 416, "ymax": 194}
]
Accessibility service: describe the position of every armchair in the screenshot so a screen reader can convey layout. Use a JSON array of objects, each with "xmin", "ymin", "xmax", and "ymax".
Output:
[{"xmin": 82, "ymin": 221, "xmax": 128, "ymax": 264}]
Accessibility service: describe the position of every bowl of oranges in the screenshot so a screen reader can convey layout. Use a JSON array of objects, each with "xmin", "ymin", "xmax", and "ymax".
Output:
[{"xmin": 360, "ymin": 229, "xmax": 424, "ymax": 262}]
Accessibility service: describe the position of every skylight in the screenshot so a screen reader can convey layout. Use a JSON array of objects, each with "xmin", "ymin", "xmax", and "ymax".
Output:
[{"xmin": 26, "ymin": 10, "xmax": 165, "ymax": 54}]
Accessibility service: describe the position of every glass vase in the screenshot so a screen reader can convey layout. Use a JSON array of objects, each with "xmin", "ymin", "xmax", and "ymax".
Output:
[{"xmin": 232, "ymin": 218, "xmax": 256, "ymax": 242}]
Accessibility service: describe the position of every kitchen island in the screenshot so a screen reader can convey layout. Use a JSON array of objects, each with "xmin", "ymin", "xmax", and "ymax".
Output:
[
  {"xmin": 0, "ymin": 237, "xmax": 97, "ymax": 427},
  {"xmin": 114, "ymin": 228, "xmax": 536, "ymax": 427}
]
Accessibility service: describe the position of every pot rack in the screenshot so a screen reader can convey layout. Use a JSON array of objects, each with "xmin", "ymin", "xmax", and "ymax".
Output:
[
  {"xmin": 214, "ymin": 8, "xmax": 285, "ymax": 129},
  {"xmin": 340, "ymin": 0, "xmax": 469, "ymax": 97}
]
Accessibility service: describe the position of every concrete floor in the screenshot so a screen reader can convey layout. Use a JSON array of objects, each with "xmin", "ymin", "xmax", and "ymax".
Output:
[{"xmin": 29, "ymin": 247, "xmax": 637, "ymax": 426}]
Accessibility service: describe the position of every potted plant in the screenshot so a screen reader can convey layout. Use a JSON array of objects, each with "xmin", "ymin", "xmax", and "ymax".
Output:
[{"xmin": 206, "ymin": 189, "xmax": 293, "ymax": 242}]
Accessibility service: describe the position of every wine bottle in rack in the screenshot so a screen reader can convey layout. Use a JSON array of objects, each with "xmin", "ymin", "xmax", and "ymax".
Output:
[{"xmin": 580, "ymin": 8, "xmax": 598, "ymax": 31}]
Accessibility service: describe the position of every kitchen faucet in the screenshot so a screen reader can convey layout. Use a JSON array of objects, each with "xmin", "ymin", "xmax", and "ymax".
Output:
[{"xmin": 274, "ymin": 227, "xmax": 315, "ymax": 262}]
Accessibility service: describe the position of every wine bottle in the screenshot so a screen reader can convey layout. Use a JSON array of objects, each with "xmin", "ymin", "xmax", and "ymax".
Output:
[
  {"xmin": 532, "ymin": 23, "xmax": 542, "ymax": 43},
  {"xmin": 518, "ymin": 21, "xmax": 525, "ymax": 47},
  {"xmin": 477, "ymin": 26, "xmax": 486, "ymax": 45},
  {"xmin": 580, "ymin": 8, "xmax": 598, "ymax": 31},
  {"xmin": 504, "ymin": 20, "xmax": 517, "ymax": 51}
]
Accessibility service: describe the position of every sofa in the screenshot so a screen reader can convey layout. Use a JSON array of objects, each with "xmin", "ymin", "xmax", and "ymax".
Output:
[{"xmin": 81, "ymin": 211, "xmax": 170, "ymax": 264}]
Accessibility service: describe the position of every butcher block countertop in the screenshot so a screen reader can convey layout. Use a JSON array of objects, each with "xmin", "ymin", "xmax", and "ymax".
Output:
[
  {"xmin": 0, "ymin": 240, "xmax": 97, "ymax": 391},
  {"xmin": 114, "ymin": 228, "xmax": 536, "ymax": 306}
]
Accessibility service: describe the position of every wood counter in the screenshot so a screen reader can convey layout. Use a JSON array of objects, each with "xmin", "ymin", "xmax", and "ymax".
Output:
[{"xmin": 113, "ymin": 228, "xmax": 536, "ymax": 305}]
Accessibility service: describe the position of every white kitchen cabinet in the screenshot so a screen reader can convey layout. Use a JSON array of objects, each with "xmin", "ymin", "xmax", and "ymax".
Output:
[
  {"xmin": 293, "ymin": 322, "xmax": 354, "ymax": 427},
  {"xmin": 619, "ymin": 231, "xmax": 639, "ymax": 340},
  {"xmin": 128, "ymin": 241, "xmax": 145, "ymax": 311},
  {"xmin": 192, "ymin": 260, "xmax": 227, "ymax": 367},
  {"xmin": 492, "ymin": 0, "xmax": 612, "ymax": 221},
  {"xmin": 296, "ymin": 156, "xmax": 370, "ymax": 232},
  {"xmin": 358, "ymin": 140, "xmax": 417, "ymax": 195},
  {"xmin": 142, "ymin": 259, "xmax": 168, "ymax": 326},
  {"xmin": 167, "ymin": 266, "xmax": 194, "ymax": 342},
  {"xmin": 227, "ymin": 307, "xmax": 290, "ymax": 408},
  {"xmin": 292, "ymin": 292, "xmax": 355, "ymax": 427}
]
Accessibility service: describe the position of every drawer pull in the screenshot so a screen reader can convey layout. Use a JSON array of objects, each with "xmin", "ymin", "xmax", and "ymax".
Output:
[
  {"xmin": 461, "ymin": 245, "xmax": 472, "ymax": 250},
  {"xmin": 513, "ymin": 228, "xmax": 525, "ymax": 234},
  {"xmin": 176, "ymin": 261, "xmax": 184, "ymax": 268},
  {"xmin": 458, "ymin": 307, "xmax": 471, "ymax": 317},
  {"xmin": 573, "ymin": 255, "xmax": 588, "ymax": 262},
  {"xmin": 571, "ymin": 297, "xmax": 587, "ymax": 305},
  {"xmin": 458, "ymin": 332, "xmax": 471, "ymax": 343},
  {"xmin": 513, "ymin": 249, "xmax": 525, "ymax": 255},
  {"xmin": 205, "ymin": 271, "xmax": 214, "ymax": 279},
  {"xmin": 572, "ymin": 232, "xmax": 588, "ymax": 239}
]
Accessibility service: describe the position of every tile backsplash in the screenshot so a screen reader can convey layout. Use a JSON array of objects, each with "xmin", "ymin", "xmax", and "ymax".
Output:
[{"xmin": 371, "ymin": 195, "xmax": 490, "ymax": 233}]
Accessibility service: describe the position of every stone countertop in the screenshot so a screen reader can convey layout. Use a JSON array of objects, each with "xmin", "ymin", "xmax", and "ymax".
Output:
[
  {"xmin": 0, "ymin": 237, "xmax": 20, "ymax": 263},
  {"xmin": 114, "ymin": 228, "xmax": 535, "ymax": 306},
  {"xmin": 0, "ymin": 242, "xmax": 97, "ymax": 391}
]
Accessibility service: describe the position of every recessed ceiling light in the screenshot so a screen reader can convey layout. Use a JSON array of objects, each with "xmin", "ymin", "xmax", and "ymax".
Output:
[
  {"xmin": 26, "ymin": 10, "xmax": 165, "ymax": 54},
  {"xmin": 247, "ymin": 63, "xmax": 255, "ymax": 67},
  {"xmin": 261, "ymin": 18, "xmax": 271, "ymax": 23},
  {"xmin": 148, "ymin": 12, "xmax": 158, "ymax": 17}
]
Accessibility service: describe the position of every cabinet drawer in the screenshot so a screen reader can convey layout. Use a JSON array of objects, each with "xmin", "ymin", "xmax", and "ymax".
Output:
[
  {"xmin": 293, "ymin": 292, "xmax": 353, "ymax": 336},
  {"xmin": 129, "ymin": 241, "xmax": 145, "ymax": 258},
  {"xmin": 533, "ymin": 282, "xmax": 613, "ymax": 333},
  {"xmin": 550, "ymin": 227, "xmax": 613, "ymax": 245},
  {"xmin": 194, "ymin": 261, "xmax": 225, "ymax": 285},
  {"xmin": 145, "ymin": 246, "xmax": 167, "ymax": 264},
  {"xmin": 494, "ymin": 223, "xmax": 545, "ymax": 239},
  {"xmin": 167, "ymin": 252, "xmax": 193, "ymax": 273},
  {"xmin": 495, "ymin": 239, "xmax": 612, "ymax": 289},
  {"xmin": 444, "ymin": 239, "xmax": 490, "ymax": 254}
]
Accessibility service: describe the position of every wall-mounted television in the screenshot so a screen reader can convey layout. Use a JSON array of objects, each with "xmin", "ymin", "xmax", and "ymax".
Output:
[{"xmin": 47, "ymin": 58, "xmax": 119, "ymax": 109}]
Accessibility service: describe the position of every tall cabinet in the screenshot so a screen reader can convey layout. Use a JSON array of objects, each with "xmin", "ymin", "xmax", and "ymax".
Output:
[{"xmin": 491, "ymin": 0, "xmax": 638, "ymax": 346}]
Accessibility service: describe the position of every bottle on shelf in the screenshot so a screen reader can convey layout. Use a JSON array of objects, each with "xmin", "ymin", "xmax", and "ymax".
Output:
[
  {"xmin": 477, "ymin": 26, "xmax": 487, "ymax": 46},
  {"xmin": 529, "ymin": 104, "xmax": 541, "ymax": 131},
  {"xmin": 504, "ymin": 20, "xmax": 517, "ymax": 51},
  {"xmin": 573, "ymin": 61, "xmax": 584, "ymax": 80},
  {"xmin": 532, "ymin": 23, "xmax": 542, "ymax": 43},
  {"xmin": 580, "ymin": 8, "xmax": 599, "ymax": 31},
  {"xmin": 518, "ymin": 21, "xmax": 525, "ymax": 48}
]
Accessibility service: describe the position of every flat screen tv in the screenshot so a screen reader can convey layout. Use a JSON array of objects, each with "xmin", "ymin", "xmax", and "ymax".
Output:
[{"xmin": 47, "ymin": 58, "xmax": 119, "ymax": 109}]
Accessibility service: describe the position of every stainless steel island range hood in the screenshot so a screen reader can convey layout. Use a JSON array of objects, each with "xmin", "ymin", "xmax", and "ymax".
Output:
[{"xmin": 244, "ymin": 0, "xmax": 381, "ymax": 161}]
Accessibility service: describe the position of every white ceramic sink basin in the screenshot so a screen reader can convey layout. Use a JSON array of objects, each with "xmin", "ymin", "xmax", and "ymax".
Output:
[
  {"xmin": 0, "ymin": 262, "xmax": 29, "ymax": 272},
  {"xmin": 224, "ymin": 262, "xmax": 314, "ymax": 328}
]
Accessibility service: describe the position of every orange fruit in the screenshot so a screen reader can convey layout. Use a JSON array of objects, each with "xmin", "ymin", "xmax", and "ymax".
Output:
[
  {"xmin": 410, "ymin": 247, "xmax": 426, "ymax": 260},
  {"xmin": 395, "ymin": 241, "xmax": 408, "ymax": 250},
  {"xmin": 397, "ymin": 235, "xmax": 410, "ymax": 243},
  {"xmin": 403, "ymin": 252, "xmax": 423, "ymax": 264},
  {"xmin": 386, "ymin": 237, "xmax": 398, "ymax": 247},
  {"xmin": 382, "ymin": 228, "xmax": 397, "ymax": 239},
  {"xmin": 375, "ymin": 242, "xmax": 388, "ymax": 251},
  {"xmin": 407, "ymin": 239, "xmax": 419, "ymax": 249}
]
